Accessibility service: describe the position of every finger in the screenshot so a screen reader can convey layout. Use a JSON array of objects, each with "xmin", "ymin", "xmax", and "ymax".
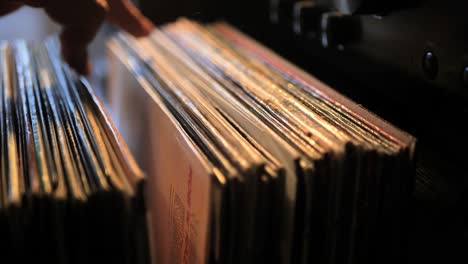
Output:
[
  {"xmin": 43, "ymin": 0, "xmax": 108, "ymax": 74},
  {"xmin": 107, "ymin": 0, "xmax": 154, "ymax": 37},
  {"xmin": 0, "ymin": 2, "xmax": 23, "ymax": 16},
  {"xmin": 59, "ymin": 32, "xmax": 90, "ymax": 75}
]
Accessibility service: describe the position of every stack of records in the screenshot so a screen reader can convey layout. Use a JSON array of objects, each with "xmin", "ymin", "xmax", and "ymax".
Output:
[
  {"xmin": 0, "ymin": 40, "xmax": 150, "ymax": 264},
  {"xmin": 107, "ymin": 19, "xmax": 417, "ymax": 264}
]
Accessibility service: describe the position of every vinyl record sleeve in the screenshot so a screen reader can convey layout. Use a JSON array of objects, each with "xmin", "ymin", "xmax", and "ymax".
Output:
[
  {"xmin": 211, "ymin": 22, "xmax": 416, "ymax": 153},
  {"xmin": 108, "ymin": 40, "xmax": 215, "ymax": 264}
]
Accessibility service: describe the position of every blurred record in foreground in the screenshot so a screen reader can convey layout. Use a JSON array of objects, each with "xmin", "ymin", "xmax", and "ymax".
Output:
[
  {"xmin": 108, "ymin": 19, "xmax": 416, "ymax": 264},
  {"xmin": 0, "ymin": 40, "xmax": 150, "ymax": 264}
]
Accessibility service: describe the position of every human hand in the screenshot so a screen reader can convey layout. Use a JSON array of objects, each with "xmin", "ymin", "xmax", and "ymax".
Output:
[{"xmin": 0, "ymin": 0, "xmax": 154, "ymax": 74}]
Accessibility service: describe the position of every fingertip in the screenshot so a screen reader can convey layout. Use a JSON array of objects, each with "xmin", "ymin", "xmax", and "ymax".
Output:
[
  {"xmin": 141, "ymin": 17, "xmax": 155, "ymax": 35},
  {"xmin": 66, "ymin": 57, "xmax": 90, "ymax": 75},
  {"xmin": 133, "ymin": 17, "xmax": 154, "ymax": 37},
  {"xmin": 74, "ymin": 60, "xmax": 91, "ymax": 75},
  {"xmin": 60, "ymin": 38, "xmax": 90, "ymax": 75},
  {"xmin": 107, "ymin": 0, "xmax": 154, "ymax": 37}
]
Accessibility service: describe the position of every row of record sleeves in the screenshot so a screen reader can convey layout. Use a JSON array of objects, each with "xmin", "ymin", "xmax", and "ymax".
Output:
[
  {"xmin": 0, "ymin": 39, "xmax": 150, "ymax": 264},
  {"xmin": 106, "ymin": 19, "xmax": 417, "ymax": 264}
]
